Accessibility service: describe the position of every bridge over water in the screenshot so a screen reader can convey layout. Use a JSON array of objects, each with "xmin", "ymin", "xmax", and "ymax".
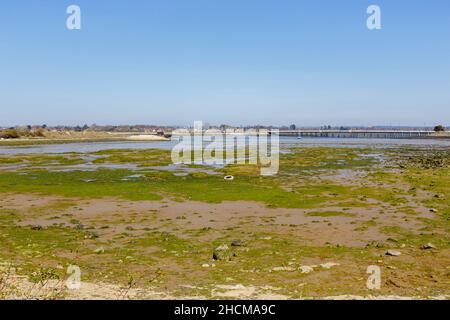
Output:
[{"xmin": 275, "ymin": 130, "xmax": 439, "ymax": 139}]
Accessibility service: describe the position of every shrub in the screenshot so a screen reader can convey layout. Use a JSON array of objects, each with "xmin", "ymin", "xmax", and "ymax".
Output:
[
  {"xmin": 0, "ymin": 129, "xmax": 20, "ymax": 139},
  {"xmin": 33, "ymin": 128, "xmax": 45, "ymax": 137}
]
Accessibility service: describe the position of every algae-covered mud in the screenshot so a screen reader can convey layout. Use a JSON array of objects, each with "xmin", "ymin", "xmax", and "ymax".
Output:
[{"xmin": 0, "ymin": 145, "xmax": 449, "ymax": 299}]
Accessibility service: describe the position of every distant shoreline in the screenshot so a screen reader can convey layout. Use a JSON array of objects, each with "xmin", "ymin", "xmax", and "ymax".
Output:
[
  {"xmin": 1, "ymin": 134, "xmax": 449, "ymax": 148},
  {"xmin": 0, "ymin": 136, "xmax": 168, "ymax": 147}
]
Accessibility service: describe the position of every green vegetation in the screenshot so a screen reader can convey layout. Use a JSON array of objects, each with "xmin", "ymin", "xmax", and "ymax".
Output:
[
  {"xmin": 92, "ymin": 148, "xmax": 172, "ymax": 167},
  {"xmin": 0, "ymin": 146, "xmax": 449, "ymax": 298},
  {"xmin": 434, "ymin": 125, "xmax": 445, "ymax": 132},
  {"xmin": 0, "ymin": 147, "xmax": 399, "ymax": 209},
  {"xmin": 0, "ymin": 153, "xmax": 84, "ymax": 166}
]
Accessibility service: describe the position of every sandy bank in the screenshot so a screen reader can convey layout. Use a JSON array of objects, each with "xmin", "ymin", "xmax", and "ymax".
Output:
[{"xmin": 126, "ymin": 135, "xmax": 170, "ymax": 141}]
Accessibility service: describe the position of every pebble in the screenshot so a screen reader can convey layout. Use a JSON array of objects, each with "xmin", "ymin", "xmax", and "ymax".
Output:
[
  {"xmin": 320, "ymin": 262, "xmax": 340, "ymax": 269},
  {"xmin": 421, "ymin": 243, "xmax": 436, "ymax": 250},
  {"xmin": 272, "ymin": 266, "xmax": 296, "ymax": 272},
  {"xmin": 213, "ymin": 244, "xmax": 233, "ymax": 261},
  {"xmin": 299, "ymin": 266, "xmax": 315, "ymax": 274},
  {"xmin": 94, "ymin": 247, "xmax": 105, "ymax": 254},
  {"xmin": 386, "ymin": 250, "xmax": 401, "ymax": 256}
]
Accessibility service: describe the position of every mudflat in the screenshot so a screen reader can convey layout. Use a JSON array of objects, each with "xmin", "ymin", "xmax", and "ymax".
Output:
[{"xmin": 0, "ymin": 146, "xmax": 449, "ymax": 299}]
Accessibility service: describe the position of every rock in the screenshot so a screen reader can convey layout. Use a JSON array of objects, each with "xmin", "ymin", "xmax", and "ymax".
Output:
[
  {"xmin": 231, "ymin": 239, "xmax": 246, "ymax": 247},
  {"xmin": 31, "ymin": 225, "xmax": 43, "ymax": 231},
  {"xmin": 272, "ymin": 266, "xmax": 296, "ymax": 272},
  {"xmin": 74, "ymin": 223, "xmax": 85, "ymax": 230},
  {"xmin": 299, "ymin": 266, "xmax": 315, "ymax": 274},
  {"xmin": 213, "ymin": 244, "xmax": 233, "ymax": 261},
  {"xmin": 421, "ymin": 243, "xmax": 436, "ymax": 250},
  {"xmin": 320, "ymin": 262, "xmax": 340, "ymax": 269},
  {"xmin": 202, "ymin": 264, "xmax": 210, "ymax": 268},
  {"xmin": 386, "ymin": 250, "xmax": 401, "ymax": 256},
  {"xmin": 430, "ymin": 208, "xmax": 438, "ymax": 213},
  {"xmin": 94, "ymin": 247, "xmax": 105, "ymax": 254},
  {"xmin": 84, "ymin": 231, "xmax": 99, "ymax": 239}
]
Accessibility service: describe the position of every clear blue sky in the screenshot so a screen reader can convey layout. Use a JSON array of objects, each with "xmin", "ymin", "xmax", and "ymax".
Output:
[{"xmin": 1, "ymin": 0, "xmax": 449, "ymax": 126}]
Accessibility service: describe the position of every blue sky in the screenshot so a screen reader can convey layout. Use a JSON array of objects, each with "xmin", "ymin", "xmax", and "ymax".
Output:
[{"xmin": 1, "ymin": 0, "xmax": 449, "ymax": 126}]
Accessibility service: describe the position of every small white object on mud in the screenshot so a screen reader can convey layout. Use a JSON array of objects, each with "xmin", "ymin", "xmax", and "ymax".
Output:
[
  {"xmin": 421, "ymin": 243, "xmax": 436, "ymax": 250},
  {"xmin": 298, "ymin": 262, "xmax": 339, "ymax": 274},
  {"xmin": 299, "ymin": 266, "xmax": 315, "ymax": 274},
  {"xmin": 272, "ymin": 266, "xmax": 296, "ymax": 272},
  {"xmin": 320, "ymin": 262, "xmax": 340, "ymax": 269},
  {"xmin": 94, "ymin": 247, "xmax": 105, "ymax": 254}
]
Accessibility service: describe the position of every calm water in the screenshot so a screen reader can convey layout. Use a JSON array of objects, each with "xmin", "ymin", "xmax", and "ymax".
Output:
[{"xmin": 0, "ymin": 137, "xmax": 449, "ymax": 155}]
